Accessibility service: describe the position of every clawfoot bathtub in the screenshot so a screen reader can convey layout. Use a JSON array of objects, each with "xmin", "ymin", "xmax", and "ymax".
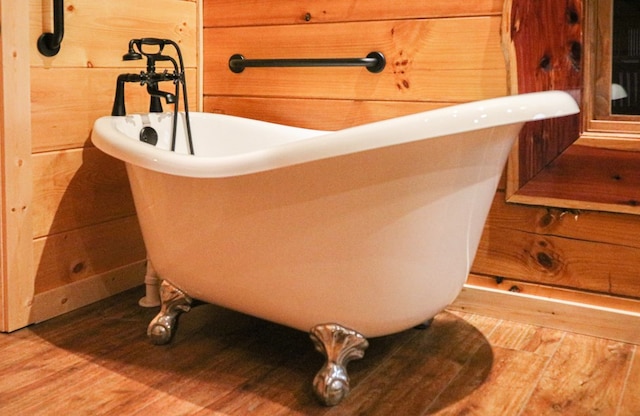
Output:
[{"xmin": 91, "ymin": 91, "xmax": 579, "ymax": 405}]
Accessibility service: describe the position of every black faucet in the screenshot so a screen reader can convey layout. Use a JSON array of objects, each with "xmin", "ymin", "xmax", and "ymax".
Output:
[
  {"xmin": 111, "ymin": 42, "xmax": 180, "ymax": 116},
  {"xmin": 111, "ymin": 38, "xmax": 193, "ymax": 154}
]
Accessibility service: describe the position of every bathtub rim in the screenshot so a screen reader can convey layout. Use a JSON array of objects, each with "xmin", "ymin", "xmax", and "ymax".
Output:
[{"xmin": 91, "ymin": 90, "xmax": 579, "ymax": 178}]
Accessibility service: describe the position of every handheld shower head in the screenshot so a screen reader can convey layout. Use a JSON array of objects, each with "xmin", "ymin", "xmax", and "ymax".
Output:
[
  {"xmin": 123, "ymin": 40, "xmax": 142, "ymax": 61},
  {"xmin": 122, "ymin": 50, "xmax": 142, "ymax": 60}
]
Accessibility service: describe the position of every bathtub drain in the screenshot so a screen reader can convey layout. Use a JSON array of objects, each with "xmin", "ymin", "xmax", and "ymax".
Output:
[{"xmin": 139, "ymin": 126, "xmax": 158, "ymax": 146}]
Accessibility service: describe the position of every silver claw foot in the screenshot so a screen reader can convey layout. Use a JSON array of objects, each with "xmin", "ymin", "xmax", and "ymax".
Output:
[
  {"xmin": 147, "ymin": 280, "xmax": 193, "ymax": 345},
  {"xmin": 309, "ymin": 324, "xmax": 369, "ymax": 406}
]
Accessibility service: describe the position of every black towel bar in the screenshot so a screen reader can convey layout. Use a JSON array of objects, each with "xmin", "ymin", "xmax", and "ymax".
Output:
[
  {"xmin": 229, "ymin": 51, "xmax": 385, "ymax": 74},
  {"xmin": 37, "ymin": 0, "xmax": 65, "ymax": 57}
]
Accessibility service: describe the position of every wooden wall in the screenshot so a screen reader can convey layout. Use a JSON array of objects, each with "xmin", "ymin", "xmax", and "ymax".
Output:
[
  {"xmin": 3, "ymin": 0, "xmax": 638, "ymax": 332},
  {"xmin": 202, "ymin": 0, "xmax": 640, "ymax": 317},
  {"xmin": 0, "ymin": 0, "xmax": 198, "ymax": 331},
  {"xmin": 203, "ymin": 0, "xmax": 505, "ymax": 127}
]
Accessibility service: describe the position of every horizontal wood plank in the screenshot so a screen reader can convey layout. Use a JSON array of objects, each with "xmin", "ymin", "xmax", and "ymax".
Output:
[
  {"xmin": 203, "ymin": 0, "xmax": 503, "ymax": 27},
  {"xmin": 467, "ymin": 274, "xmax": 640, "ymax": 314},
  {"xmin": 33, "ymin": 216, "xmax": 145, "ymax": 294},
  {"xmin": 28, "ymin": 262, "xmax": 146, "ymax": 325},
  {"xmin": 203, "ymin": 17, "xmax": 507, "ymax": 102},
  {"xmin": 451, "ymin": 284, "xmax": 640, "ymax": 345},
  {"xmin": 472, "ymin": 222, "xmax": 640, "ymax": 297},
  {"xmin": 484, "ymin": 192, "xmax": 640, "ymax": 249},
  {"xmin": 31, "ymin": 148, "xmax": 136, "ymax": 239},
  {"xmin": 513, "ymin": 144, "xmax": 640, "ymax": 214},
  {"xmin": 203, "ymin": 96, "xmax": 451, "ymax": 130},
  {"xmin": 31, "ymin": 68, "xmax": 198, "ymax": 153},
  {"xmin": 29, "ymin": 0, "xmax": 198, "ymax": 68}
]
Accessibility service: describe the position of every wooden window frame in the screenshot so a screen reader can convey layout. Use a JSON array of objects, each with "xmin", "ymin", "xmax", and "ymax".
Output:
[{"xmin": 504, "ymin": 0, "xmax": 640, "ymax": 215}]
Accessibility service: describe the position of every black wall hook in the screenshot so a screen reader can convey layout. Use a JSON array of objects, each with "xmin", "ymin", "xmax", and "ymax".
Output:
[{"xmin": 37, "ymin": 0, "xmax": 65, "ymax": 57}]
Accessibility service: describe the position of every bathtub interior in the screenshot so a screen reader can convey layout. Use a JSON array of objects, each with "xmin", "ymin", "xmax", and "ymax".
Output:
[{"xmin": 114, "ymin": 111, "xmax": 328, "ymax": 157}]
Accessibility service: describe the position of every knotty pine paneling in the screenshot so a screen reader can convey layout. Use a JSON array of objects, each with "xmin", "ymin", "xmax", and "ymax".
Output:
[
  {"xmin": 474, "ymin": 225, "xmax": 640, "ymax": 297},
  {"xmin": 9, "ymin": 0, "xmax": 199, "ymax": 327},
  {"xmin": 204, "ymin": 0, "xmax": 502, "ymax": 27},
  {"xmin": 204, "ymin": 17, "xmax": 506, "ymax": 103},
  {"xmin": 33, "ymin": 216, "xmax": 145, "ymax": 294},
  {"xmin": 516, "ymin": 145, "xmax": 640, "ymax": 213},
  {"xmin": 482, "ymin": 193, "xmax": 640, "ymax": 249},
  {"xmin": 31, "ymin": 147, "xmax": 136, "ymax": 239},
  {"xmin": 202, "ymin": 1, "xmax": 640, "ymax": 305},
  {"xmin": 31, "ymin": 68, "xmax": 198, "ymax": 153},
  {"xmin": 471, "ymin": 192, "xmax": 640, "ymax": 297},
  {"xmin": 29, "ymin": 0, "xmax": 197, "ymax": 68},
  {"xmin": 204, "ymin": 96, "xmax": 450, "ymax": 130},
  {"xmin": 1, "ymin": 2, "xmax": 33, "ymax": 331}
]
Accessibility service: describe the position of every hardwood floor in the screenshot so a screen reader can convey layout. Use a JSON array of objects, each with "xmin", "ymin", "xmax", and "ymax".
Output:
[{"xmin": 1, "ymin": 287, "xmax": 638, "ymax": 415}]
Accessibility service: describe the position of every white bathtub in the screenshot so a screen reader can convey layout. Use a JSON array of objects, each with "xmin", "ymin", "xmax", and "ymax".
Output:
[{"xmin": 91, "ymin": 91, "xmax": 579, "ymax": 405}]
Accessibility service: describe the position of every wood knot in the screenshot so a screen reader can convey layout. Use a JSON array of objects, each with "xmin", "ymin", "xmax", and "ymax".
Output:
[
  {"xmin": 569, "ymin": 41, "xmax": 581, "ymax": 71},
  {"xmin": 538, "ymin": 211, "xmax": 556, "ymax": 228},
  {"xmin": 72, "ymin": 262, "xmax": 85, "ymax": 274},
  {"xmin": 536, "ymin": 252, "xmax": 554, "ymax": 269},
  {"xmin": 540, "ymin": 55, "xmax": 553, "ymax": 72},
  {"xmin": 527, "ymin": 239, "xmax": 564, "ymax": 275},
  {"xmin": 566, "ymin": 7, "xmax": 580, "ymax": 24}
]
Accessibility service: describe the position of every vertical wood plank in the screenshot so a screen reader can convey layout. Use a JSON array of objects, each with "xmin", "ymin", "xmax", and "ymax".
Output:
[
  {"xmin": 0, "ymin": 0, "xmax": 35, "ymax": 331},
  {"xmin": 503, "ymin": 0, "xmax": 583, "ymax": 192}
]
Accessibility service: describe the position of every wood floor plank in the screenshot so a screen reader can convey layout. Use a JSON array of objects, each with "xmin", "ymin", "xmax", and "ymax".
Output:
[
  {"xmin": 520, "ymin": 333, "xmax": 634, "ymax": 415},
  {"xmin": 1, "ymin": 287, "xmax": 638, "ymax": 415},
  {"xmin": 617, "ymin": 346, "xmax": 640, "ymax": 416},
  {"xmin": 488, "ymin": 320, "xmax": 565, "ymax": 357},
  {"xmin": 427, "ymin": 345, "xmax": 548, "ymax": 415},
  {"xmin": 447, "ymin": 309, "xmax": 502, "ymax": 338},
  {"xmin": 324, "ymin": 312, "xmax": 494, "ymax": 416}
]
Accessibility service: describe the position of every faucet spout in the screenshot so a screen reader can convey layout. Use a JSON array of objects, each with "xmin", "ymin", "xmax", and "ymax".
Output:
[
  {"xmin": 147, "ymin": 82, "xmax": 176, "ymax": 104},
  {"xmin": 112, "ymin": 73, "xmax": 142, "ymax": 116},
  {"xmin": 144, "ymin": 70, "xmax": 178, "ymax": 112}
]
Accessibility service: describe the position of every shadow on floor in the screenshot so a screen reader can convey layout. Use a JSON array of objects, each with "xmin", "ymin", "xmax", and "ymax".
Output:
[{"xmin": 31, "ymin": 287, "xmax": 493, "ymax": 415}]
